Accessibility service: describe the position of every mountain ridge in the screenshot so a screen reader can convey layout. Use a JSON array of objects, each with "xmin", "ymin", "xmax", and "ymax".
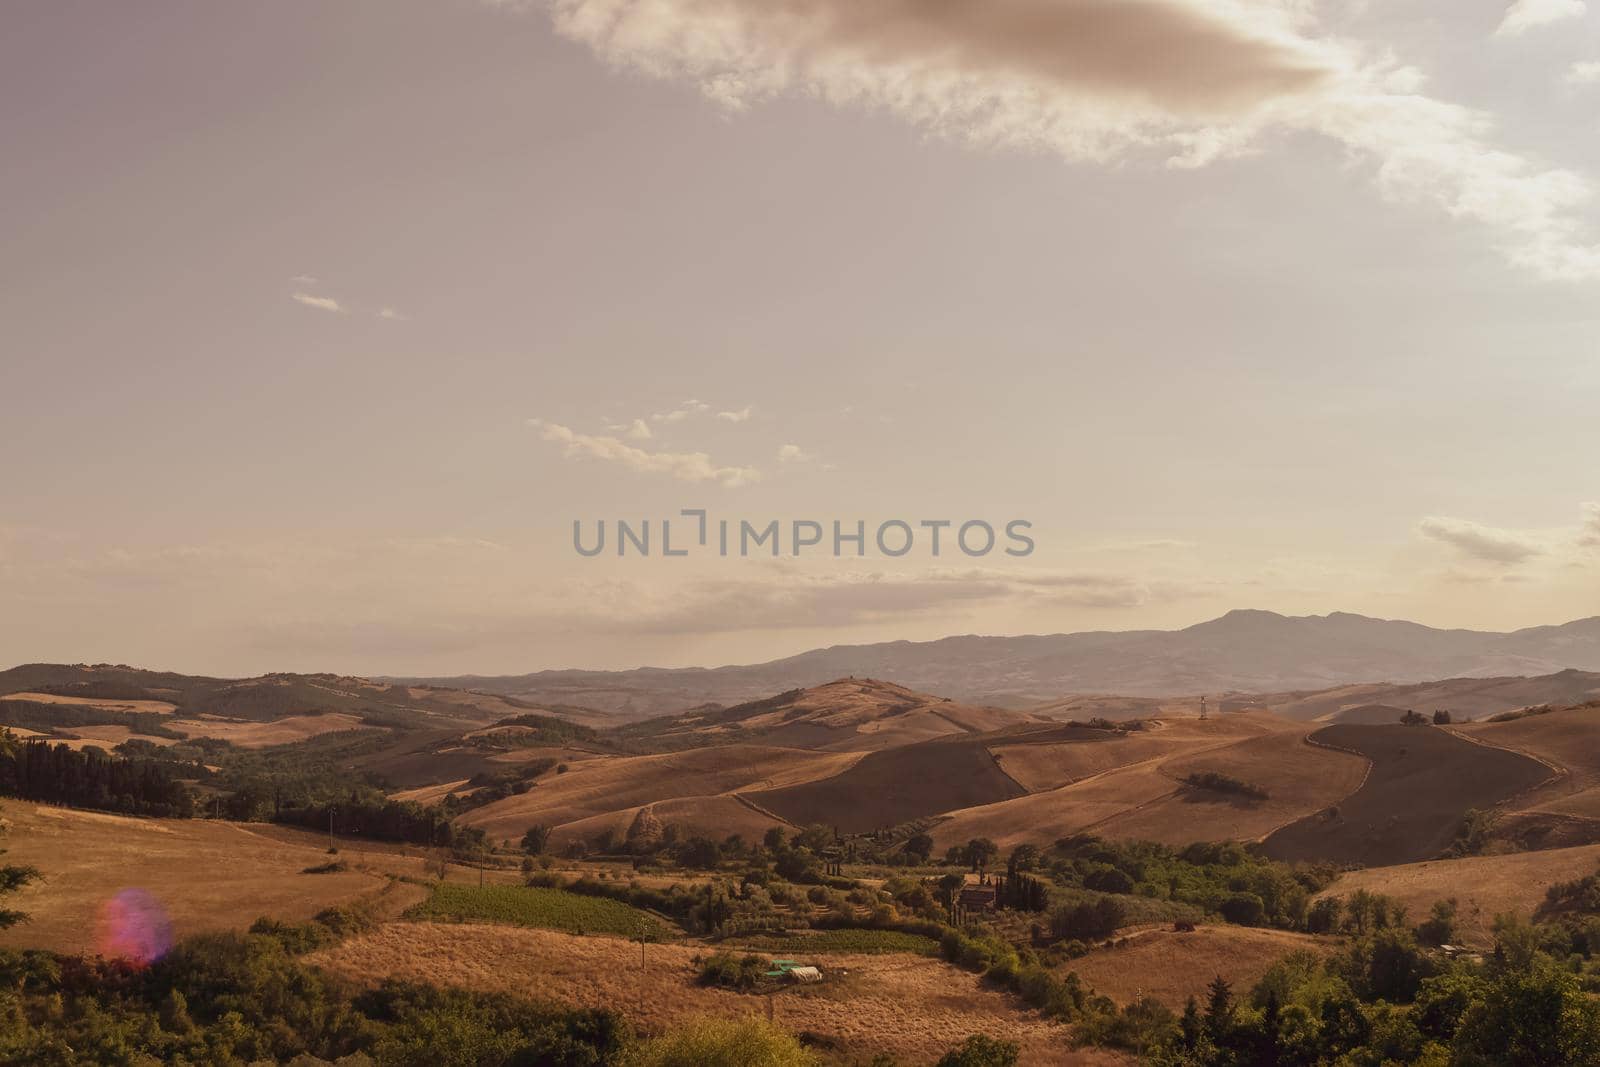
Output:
[{"xmin": 390, "ymin": 610, "xmax": 1600, "ymax": 716}]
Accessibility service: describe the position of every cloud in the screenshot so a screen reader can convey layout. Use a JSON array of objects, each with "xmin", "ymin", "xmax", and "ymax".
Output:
[
  {"xmin": 376, "ymin": 306, "xmax": 406, "ymax": 320},
  {"xmin": 530, "ymin": 419, "xmax": 760, "ymax": 487},
  {"xmin": 1416, "ymin": 516, "xmax": 1546, "ymax": 565},
  {"xmin": 291, "ymin": 292, "xmax": 343, "ymax": 313},
  {"xmin": 290, "ymin": 274, "xmax": 320, "ymax": 285},
  {"xmin": 1496, "ymin": 0, "xmax": 1587, "ymax": 36},
  {"xmin": 652, "ymin": 399, "xmax": 711, "ymax": 423},
  {"xmin": 776, "ymin": 443, "xmax": 814, "ymax": 463},
  {"xmin": 532, "ymin": 0, "xmax": 1600, "ymax": 281},
  {"xmin": 625, "ymin": 418, "xmax": 653, "ymax": 440},
  {"xmin": 1581, "ymin": 502, "xmax": 1600, "ymax": 547},
  {"xmin": 1567, "ymin": 60, "xmax": 1600, "ymax": 86},
  {"xmin": 717, "ymin": 406, "xmax": 753, "ymax": 422}
]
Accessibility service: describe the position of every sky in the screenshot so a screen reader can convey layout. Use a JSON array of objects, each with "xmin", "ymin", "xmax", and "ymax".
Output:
[{"xmin": 3, "ymin": 0, "xmax": 1600, "ymax": 676}]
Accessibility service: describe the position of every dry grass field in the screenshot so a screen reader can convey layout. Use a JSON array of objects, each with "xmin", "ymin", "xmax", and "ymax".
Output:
[
  {"xmin": 166, "ymin": 712, "xmax": 377, "ymax": 747},
  {"xmin": 987, "ymin": 729, "xmax": 1185, "ymax": 793},
  {"xmin": 0, "ymin": 691, "xmax": 179, "ymax": 715},
  {"xmin": 548, "ymin": 795, "xmax": 791, "ymax": 851},
  {"xmin": 0, "ymin": 805, "xmax": 398, "ymax": 954},
  {"xmin": 1261, "ymin": 724, "xmax": 1553, "ymax": 866},
  {"xmin": 1065, "ymin": 926, "xmax": 1335, "ymax": 1007},
  {"xmin": 931, "ymin": 714, "xmax": 1334, "ymax": 851},
  {"xmin": 1315, "ymin": 844, "xmax": 1600, "ymax": 946},
  {"xmin": 308, "ymin": 922, "xmax": 1131, "ymax": 1065},
  {"xmin": 458, "ymin": 745, "xmax": 862, "ymax": 842},
  {"xmin": 1106, "ymin": 729, "xmax": 1369, "ymax": 844},
  {"xmin": 17, "ymin": 725, "xmax": 182, "ymax": 751}
]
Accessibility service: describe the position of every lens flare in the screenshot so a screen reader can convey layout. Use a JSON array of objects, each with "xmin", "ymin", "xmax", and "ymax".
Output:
[{"xmin": 95, "ymin": 888, "xmax": 173, "ymax": 964}]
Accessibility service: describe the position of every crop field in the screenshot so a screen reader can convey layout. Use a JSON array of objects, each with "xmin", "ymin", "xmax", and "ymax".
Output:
[
  {"xmin": 1260, "ymin": 724, "xmax": 1553, "ymax": 866},
  {"xmin": 726, "ymin": 927, "xmax": 941, "ymax": 956},
  {"xmin": 989, "ymin": 732, "xmax": 1182, "ymax": 792},
  {"xmin": 546, "ymin": 795, "xmax": 790, "ymax": 853},
  {"xmin": 0, "ymin": 805, "xmax": 390, "ymax": 954},
  {"xmin": 0, "ymin": 691, "xmax": 178, "ymax": 715},
  {"xmin": 1105, "ymin": 729, "xmax": 1368, "ymax": 844},
  {"xmin": 403, "ymin": 882, "xmax": 667, "ymax": 938},
  {"xmin": 1314, "ymin": 844, "xmax": 1600, "ymax": 946},
  {"xmin": 307, "ymin": 922, "xmax": 1126, "ymax": 1065},
  {"xmin": 166, "ymin": 712, "xmax": 376, "ymax": 747},
  {"xmin": 458, "ymin": 745, "xmax": 860, "ymax": 841},
  {"xmin": 747, "ymin": 735, "xmax": 1027, "ymax": 833},
  {"xmin": 1460, "ymin": 703, "xmax": 1600, "ymax": 794}
]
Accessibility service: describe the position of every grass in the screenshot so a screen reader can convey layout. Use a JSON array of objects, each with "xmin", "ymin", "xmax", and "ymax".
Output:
[
  {"xmin": 403, "ymin": 882, "xmax": 667, "ymax": 939},
  {"xmin": 727, "ymin": 928, "xmax": 940, "ymax": 956}
]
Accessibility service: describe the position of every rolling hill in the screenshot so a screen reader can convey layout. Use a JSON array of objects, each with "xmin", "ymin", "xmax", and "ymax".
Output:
[{"xmin": 613, "ymin": 677, "xmax": 1038, "ymax": 752}]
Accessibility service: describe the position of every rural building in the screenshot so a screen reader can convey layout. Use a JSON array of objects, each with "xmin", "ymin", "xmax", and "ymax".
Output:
[{"xmin": 958, "ymin": 884, "xmax": 997, "ymax": 913}]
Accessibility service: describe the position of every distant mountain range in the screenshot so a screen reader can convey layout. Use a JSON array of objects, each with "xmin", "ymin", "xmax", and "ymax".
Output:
[{"xmin": 394, "ymin": 610, "xmax": 1600, "ymax": 716}]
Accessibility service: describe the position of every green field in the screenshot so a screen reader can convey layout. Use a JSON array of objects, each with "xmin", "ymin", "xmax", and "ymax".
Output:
[
  {"xmin": 404, "ymin": 883, "xmax": 668, "ymax": 939},
  {"xmin": 728, "ymin": 928, "xmax": 940, "ymax": 956}
]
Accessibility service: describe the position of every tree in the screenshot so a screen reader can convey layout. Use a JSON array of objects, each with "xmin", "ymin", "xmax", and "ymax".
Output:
[
  {"xmin": 1416, "ymin": 898, "xmax": 1458, "ymax": 947},
  {"xmin": 520, "ymin": 824, "xmax": 551, "ymax": 855},
  {"xmin": 1432, "ymin": 709, "xmax": 1453, "ymax": 725},
  {"xmin": 677, "ymin": 836, "xmax": 722, "ymax": 870},
  {"xmin": 903, "ymin": 833, "xmax": 935, "ymax": 861},
  {"xmin": 1008, "ymin": 843, "xmax": 1040, "ymax": 871},
  {"xmin": 1203, "ymin": 976, "xmax": 1235, "ymax": 1044},
  {"xmin": 966, "ymin": 838, "xmax": 999, "ymax": 874},
  {"xmin": 0, "ymin": 804, "xmax": 38, "ymax": 929},
  {"xmin": 937, "ymin": 873, "xmax": 966, "ymax": 919}
]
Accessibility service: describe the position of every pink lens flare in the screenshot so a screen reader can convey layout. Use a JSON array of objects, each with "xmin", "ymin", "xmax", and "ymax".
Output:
[{"xmin": 95, "ymin": 888, "xmax": 173, "ymax": 965}]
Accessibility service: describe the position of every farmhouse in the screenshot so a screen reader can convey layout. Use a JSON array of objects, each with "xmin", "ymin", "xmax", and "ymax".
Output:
[{"xmin": 958, "ymin": 884, "xmax": 997, "ymax": 913}]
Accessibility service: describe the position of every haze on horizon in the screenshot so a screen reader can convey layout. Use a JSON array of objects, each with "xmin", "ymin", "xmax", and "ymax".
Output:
[{"xmin": 4, "ymin": 0, "xmax": 1600, "ymax": 677}]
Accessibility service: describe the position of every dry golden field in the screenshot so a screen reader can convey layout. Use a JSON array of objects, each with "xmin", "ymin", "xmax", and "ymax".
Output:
[
  {"xmin": 988, "ymin": 734, "xmax": 1184, "ymax": 792},
  {"xmin": 308, "ymin": 922, "xmax": 1131, "ymax": 1066},
  {"xmin": 1313, "ymin": 844, "xmax": 1600, "ymax": 946},
  {"xmin": 458, "ymin": 744, "xmax": 861, "ymax": 842},
  {"xmin": 1065, "ymin": 926, "xmax": 1335, "ymax": 1008},
  {"xmin": 166, "ymin": 712, "xmax": 376, "ymax": 747},
  {"xmin": 0, "ymin": 805, "xmax": 402, "ymax": 954},
  {"xmin": 1107, "ymin": 729, "xmax": 1369, "ymax": 844},
  {"xmin": 1, "ymin": 692, "xmax": 179, "ymax": 714},
  {"xmin": 931, "ymin": 714, "xmax": 1339, "ymax": 851}
]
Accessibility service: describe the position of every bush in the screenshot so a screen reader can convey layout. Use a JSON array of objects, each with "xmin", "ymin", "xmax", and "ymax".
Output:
[
  {"xmin": 936, "ymin": 1034, "xmax": 1019, "ymax": 1066},
  {"xmin": 631, "ymin": 1015, "xmax": 818, "ymax": 1067},
  {"xmin": 697, "ymin": 952, "xmax": 769, "ymax": 992},
  {"xmin": 1180, "ymin": 771, "xmax": 1269, "ymax": 800}
]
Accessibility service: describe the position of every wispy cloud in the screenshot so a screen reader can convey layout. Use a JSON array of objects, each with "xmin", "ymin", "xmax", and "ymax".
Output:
[
  {"xmin": 1567, "ymin": 60, "xmax": 1600, "ymax": 86},
  {"xmin": 1496, "ymin": 0, "xmax": 1587, "ymax": 36},
  {"xmin": 530, "ymin": 419, "xmax": 760, "ymax": 487},
  {"xmin": 290, "ymin": 274, "xmax": 320, "ymax": 285},
  {"xmin": 776, "ymin": 443, "xmax": 814, "ymax": 463},
  {"xmin": 717, "ymin": 406, "xmax": 753, "ymax": 422},
  {"xmin": 1581, "ymin": 502, "xmax": 1600, "ymax": 548},
  {"xmin": 291, "ymin": 292, "xmax": 343, "ymax": 313},
  {"xmin": 652, "ymin": 399, "xmax": 711, "ymax": 423},
  {"xmin": 376, "ymin": 306, "xmax": 406, "ymax": 321},
  {"xmin": 530, "ymin": 0, "xmax": 1600, "ymax": 282},
  {"xmin": 1417, "ymin": 516, "xmax": 1547, "ymax": 565}
]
